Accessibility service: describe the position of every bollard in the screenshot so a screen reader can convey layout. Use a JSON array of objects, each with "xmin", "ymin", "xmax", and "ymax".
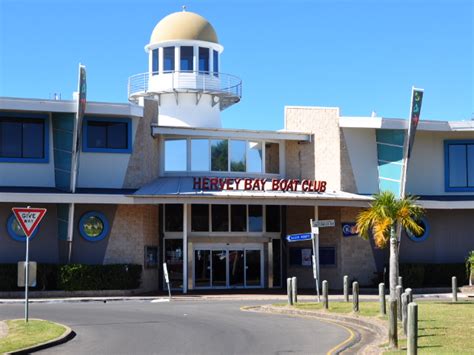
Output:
[
  {"xmin": 398, "ymin": 276, "xmax": 403, "ymax": 290},
  {"xmin": 343, "ymin": 275, "xmax": 349, "ymax": 302},
  {"xmin": 405, "ymin": 288, "xmax": 413, "ymax": 304},
  {"xmin": 452, "ymin": 276, "xmax": 458, "ymax": 302},
  {"xmin": 402, "ymin": 293, "xmax": 408, "ymax": 335},
  {"xmin": 388, "ymin": 298, "xmax": 398, "ymax": 349},
  {"xmin": 352, "ymin": 281, "xmax": 359, "ymax": 312},
  {"xmin": 407, "ymin": 302, "xmax": 418, "ymax": 355},
  {"xmin": 292, "ymin": 276, "xmax": 298, "ymax": 304},
  {"xmin": 379, "ymin": 283, "xmax": 386, "ymax": 315},
  {"xmin": 396, "ymin": 285, "xmax": 403, "ymax": 321},
  {"xmin": 287, "ymin": 278, "xmax": 293, "ymax": 305},
  {"xmin": 322, "ymin": 280, "xmax": 329, "ymax": 309}
]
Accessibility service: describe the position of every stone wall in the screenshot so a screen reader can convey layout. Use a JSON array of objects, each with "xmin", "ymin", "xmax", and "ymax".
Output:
[{"xmin": 123, "ymin": 99, "xmax": 160, "ymax": 189}]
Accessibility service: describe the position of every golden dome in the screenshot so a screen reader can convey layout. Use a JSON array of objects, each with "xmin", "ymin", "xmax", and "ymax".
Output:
[{"xmin": 150, "ymin": 11, "xmax": 218, "ymax": 44}]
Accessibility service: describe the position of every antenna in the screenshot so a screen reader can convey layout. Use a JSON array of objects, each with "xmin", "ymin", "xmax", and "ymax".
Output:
[{"xmin": 182, "ymin": 5, "xmax": 186, "ymax": 12}]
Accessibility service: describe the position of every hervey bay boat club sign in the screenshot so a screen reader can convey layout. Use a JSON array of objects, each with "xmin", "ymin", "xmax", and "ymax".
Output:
[{"xmin": 193, "ymin": 177, "xmax": 327, "ymax": 192}]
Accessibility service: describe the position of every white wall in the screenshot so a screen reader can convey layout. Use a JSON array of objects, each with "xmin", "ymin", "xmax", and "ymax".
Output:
[
  {"xmin": 0, "ymin": 116, "xmax": 55, "ymax": 187},
  {"xmin": 77, "ymin": 117, "xmax": 139, "ymax": 189},
  {"xmin": 406, "ymin": 131, "xmax": 474, "ymax": 196},
  {"xmin": 342, "ymin": 128, "xmax": 379, "ymax": 194}
]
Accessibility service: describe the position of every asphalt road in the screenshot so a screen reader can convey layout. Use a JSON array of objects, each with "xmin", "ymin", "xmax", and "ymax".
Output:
[{"xmin": 1, "ymin": 300, "xmax": 349, "ymax": 355}]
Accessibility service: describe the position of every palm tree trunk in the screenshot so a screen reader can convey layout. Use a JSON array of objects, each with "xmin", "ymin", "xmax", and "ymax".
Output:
[{"xmin": 389, "ymin": 224, "xmax": 399, "ymax": 299}]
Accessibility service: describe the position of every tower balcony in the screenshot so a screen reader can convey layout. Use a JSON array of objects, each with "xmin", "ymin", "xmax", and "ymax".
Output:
[{"xmin": 128, "ymin": 71, "xmax": 242, "ymax": 110}]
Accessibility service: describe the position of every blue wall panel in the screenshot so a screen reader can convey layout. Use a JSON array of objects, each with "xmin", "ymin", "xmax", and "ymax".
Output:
[
  {"xmin": 376, "ymin": 129, "xmax": 405, "ymax": 195},
  {"xmin": 52, "ymin": 113, "xmax": 74, "ymax": 191}
]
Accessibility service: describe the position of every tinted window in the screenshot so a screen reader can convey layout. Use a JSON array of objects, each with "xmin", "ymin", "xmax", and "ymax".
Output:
[
  {"xmin": 248, "ymin": 205, "xmax": 263, "ymax": 232},
  {"xmin": 199, "ymin": 47, "xmax": 209, "ymax": 72},
  {"xmin": 191, "ymin": 139, "xmax": 209, "ymax": 171},
  {"xmin": 272, "ymin": 239, "xmax": 281, "ymax": 287},
  {"xmin": 165, "ymin": 139, "xmax": 186, "ymax": 171},
  {"xmin": 266, "ymin": 205, "xmax": 281, "ymax": 232},
  {"xmin": 247, "ymin": 141, "xmax": 262, "ymax": 173},
  {"xmin": 180, "ymin": 46, "xmax": 193, "ymax": 71},
  {"xmin": 164, "ymin": 239, "xmax": 183, "ymax": 289},
  {"xmin": 152, "ymin": 49, "xmax": 159, "ymax": 74},
  {"xmin": 191, "ymin": 204, "xmax": 209, "ymax": 232},
  {"xmin": 164, "ymin": 47, "xmax": 175, "ymax": 72},
  {"xmin": 231, "ymin": 205, "xmax": 247, "ymax": 232},
  {"xmin": 87, "ymin": 121, "xmax": 128, "ymax": 150},
  {"xmin": 213, "ymin": 50, "xmax": 219, "ymax": 75},
  {"xmin": 468, "ymin": 145, "xmax": 474, "ymax": 187},
  {"xmin": 165, "ymin": 204, "xmax": 183, "ymax": 232},
  {"xmin": 211, "ymin": 139, "xmax": 228, "ymax": 171},
  {"xmin": 230, "ymin": 140, "xmax": 246, "ymax": 172},
  {"xmin": 0, "ymin": 118, "xmax": 45, "ymax": 159},
  {"xmin": 449, "ymin": 145, "xmax": 467, "ymax": 187},
  {"xmin": 212, "ymin": 205, "xmax": 229, "ymax": 231},
  {"xmin": 265, "ymin": 142, "xmax": 280, "ymax": 174}
]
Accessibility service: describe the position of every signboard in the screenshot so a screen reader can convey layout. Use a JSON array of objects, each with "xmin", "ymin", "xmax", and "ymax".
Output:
[
  {"xmin": 342, "ymin": 222, "xmax": 358, "ymax": 237},
  {"xmin": 18, "ymin": 262, "xmax": 37, "ymax": 287},
  {"xmin": 193, "ymin": 177, "xmax": 327, "ymax": 193},
  {"xmin": 312, "ymin": 219, "xmax": 335, "ymax": 228},
  {"xmin": 407, "ymin": 88, "xmax": 423, "ymax": 160},
  {"xmin": 286, "ymin": 233, "xmax": 312, "ymax": 242},
  {"xmin": 12, "ymin": 208, "xmax": 47, "ymax": 237}
]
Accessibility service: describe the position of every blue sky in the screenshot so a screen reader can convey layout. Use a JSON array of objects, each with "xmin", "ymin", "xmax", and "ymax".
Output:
[{"xmin": 0, "ymin": 0, "xmax": 472, "ymax": 130}]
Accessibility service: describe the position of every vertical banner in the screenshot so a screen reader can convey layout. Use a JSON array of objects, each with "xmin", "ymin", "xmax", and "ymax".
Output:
[{"xmin": 70, "ymin": 64, "xmax": 87, "ymax": 193}]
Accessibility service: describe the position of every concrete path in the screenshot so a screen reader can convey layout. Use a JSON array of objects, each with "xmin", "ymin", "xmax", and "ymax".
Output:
[{"xmin": 1, "ymin": 300, "xmax": 350, "ymax": 355}]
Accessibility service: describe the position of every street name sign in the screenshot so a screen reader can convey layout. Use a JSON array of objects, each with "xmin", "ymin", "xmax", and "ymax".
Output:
[
  {"xmin": 286, "ymin": 233, "xmax": 312, "ymax": 242},
  {"xmin": 312, "ymin": 219, "xmax": 335, "ymax": 228},
  {"xmin": 12, "ymin": 207, "xmax": 47, "ymax": 237}
]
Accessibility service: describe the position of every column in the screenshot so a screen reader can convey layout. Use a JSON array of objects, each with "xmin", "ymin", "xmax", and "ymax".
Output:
[{"xmin": 183, "ymin": 203, "xmax": 188, "ymax": 293}]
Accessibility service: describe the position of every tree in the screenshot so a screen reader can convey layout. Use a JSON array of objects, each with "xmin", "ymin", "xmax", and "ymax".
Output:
[{"xmin": 356, "ymin": 191, "xmax": 424, "ymax": 348}]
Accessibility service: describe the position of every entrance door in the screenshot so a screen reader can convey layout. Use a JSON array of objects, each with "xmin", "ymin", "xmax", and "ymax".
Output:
[
  {"xmin": 212, "ymin": 250, "xmax": 227, "ymax": 287},
  {"xmin": 245, "ymin": 249, "xmax": 261, "ymax": 287},
  {"xmin": 194, "ymin": 250, "xmax": 211, "ymax": 288},
  {"xmin": 228, "ymin": 249, "xmax": 245, "ymax": 287}
]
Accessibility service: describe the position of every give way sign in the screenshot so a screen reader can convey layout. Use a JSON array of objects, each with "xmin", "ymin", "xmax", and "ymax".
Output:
[{"xmin": 12, "ymin": 207, "xmax": 47, "ymax": 237}]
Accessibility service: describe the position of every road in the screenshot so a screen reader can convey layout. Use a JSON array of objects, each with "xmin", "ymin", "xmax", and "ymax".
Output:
[{"xmin": 1, "ymin": 300, "xmax": 350, "ymax": 355}]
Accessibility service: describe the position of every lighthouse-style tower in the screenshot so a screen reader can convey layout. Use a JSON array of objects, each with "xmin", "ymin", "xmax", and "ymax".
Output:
[{"xmin": 128, "ymin": 9, "xmax": 242, "ymax": 128}]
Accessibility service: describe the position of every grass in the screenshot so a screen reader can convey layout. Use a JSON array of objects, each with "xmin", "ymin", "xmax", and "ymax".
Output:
[
  {"xmin": 0, "ymin": 319, "xmax": 66, "ymax": 354},
  {"xmin": 277, "ymin": 300, "xmax": 474, "ymax": 354}
]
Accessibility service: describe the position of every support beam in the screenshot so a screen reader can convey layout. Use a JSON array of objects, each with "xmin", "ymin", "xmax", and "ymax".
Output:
[{"xmin": 183, "ymin": 203, "xmax": 188, "ymax": 294}]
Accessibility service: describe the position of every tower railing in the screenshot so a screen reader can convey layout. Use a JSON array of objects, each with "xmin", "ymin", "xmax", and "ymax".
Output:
[{"xmin": 128, "ymin": 71, "xmax": 242, "ymax": 110}]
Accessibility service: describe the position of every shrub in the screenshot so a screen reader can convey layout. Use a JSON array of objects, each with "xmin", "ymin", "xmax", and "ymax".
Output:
[
  {"xmin": 399, "ymin": 263, "xmax": 466, "ymax": 288},
  {"xmin": 0, "ymin": 263, "xmax": 142, "ymax": 291}
]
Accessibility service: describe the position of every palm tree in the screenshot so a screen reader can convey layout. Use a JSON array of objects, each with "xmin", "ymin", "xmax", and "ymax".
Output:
[
  {"xmin": 357, "ymin": 191, "xmax": 424, "ymax": 348},
  {"xmin": 357, "ymin": 191, "xmax": 424, "ymax": 298}
]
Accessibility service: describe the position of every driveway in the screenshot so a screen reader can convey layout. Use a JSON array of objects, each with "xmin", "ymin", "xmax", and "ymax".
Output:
[{"xmin": 1, "ymin": 300, "xmax": 350, "ymax": 354}]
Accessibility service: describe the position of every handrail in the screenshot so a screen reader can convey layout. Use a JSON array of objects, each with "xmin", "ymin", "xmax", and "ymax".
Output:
[{"xmin": 127, "ymin": 71, "xmax": 242, "ymax": 103}]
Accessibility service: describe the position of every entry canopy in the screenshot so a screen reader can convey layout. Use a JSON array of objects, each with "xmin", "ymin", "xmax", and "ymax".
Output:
[{"xmin": 133, "ymin": 177, "xmax": 372, "ymax": 207}]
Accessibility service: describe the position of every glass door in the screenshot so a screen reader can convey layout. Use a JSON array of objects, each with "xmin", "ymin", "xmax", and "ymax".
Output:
[
  {"xmin": 194, "ymin": 250, "xmax": 211, "ymax": 288},
  {"xmin": 245, "ymin": 249, "xmax": 261, "ymax": 287},
  {"xmin": 228, "ymin": 249, "xmax": 245, "ymax": 287},
  {"xmin": 212, "ymin": 250, "xmax": 227, "ymax": 287}
]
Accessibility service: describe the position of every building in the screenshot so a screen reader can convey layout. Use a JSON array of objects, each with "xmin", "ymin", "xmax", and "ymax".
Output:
[{"xmin": 1, "ymin": 10, "xmax": 473, "ymax": 293}]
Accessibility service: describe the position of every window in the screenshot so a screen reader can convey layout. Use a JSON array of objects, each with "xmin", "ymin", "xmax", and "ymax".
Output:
[
  {"xmin": 445, "ymin": 140, "xmax": 474, "ymax": 191},
  {"xmin": 289, "ymin": 247, "xmax": 336, "ymax": 267},
  {"xmin": 211, "ymin": 139, "xmax": 228, "ymax": 171},
  {"xmin": 83, "ymin": 118, "xmax": 131, "ymax": 153},
  {"xmin": 199, "ymin": 47, "xmax": 209, "ymax": 72},
  {"xmin": 180, "ymin": 46, "xmax": 193, "ymax": 71},
  {"xmin": 266, "ymin": 205, "xmax": 281, "ymax": 232},
  {"xmin": 7, "ymin": 214, "xmax": 39, "ymax": 242},
  {"xmin": 0, "ymin": 114, "xmax": 48, "ymax": 162},
  {"xmin": 319, "ymin": 247, "xmax": 336, "ymax": 266},
  {"xmin": 163, "ymin": 47, "xmax": 175, "ymax": 72},
  {"xmin": 231, "ymin": 205, "xmax": 247, "ymax": 232},
  {"xmin": 191, "ymin": 204, "xmax": 209, "ymax": 232},
  {"xmin": 164, "ymin": 239, "xmax": 183, "ymax": 289},
  {"xmin": 165, "ymin": 139, "xmax": 187, "ymax": 171},
  {"xmin": 247, "ymin": 141, "xmax": 262, "ymax": 173},
  {"xmin": 213, "ymin": 50, "xmax": 219, "ymax": 76},
  {"xmin": 248, "ymin": 205, "xmax": 263, "ymax": 232},
  {"xmin": 265, "ymin": 142, "xmax": 280, "ymax": 174},
  {"xmin": 272, "ymin": 239, "xmax": 281, "ymax": 287},
  {"xmin": 230, "ymin": 140, "xmax": 246, "ymax": 172},
  {"xmin": 79, "ymin": 211, "xmax": 109, "ymax": 242},
  {"xmin": 165, "ymin": 204, "xmax": 183, "ymax": 232},
  {"xmin": 191, "ymin": 139, "xmax": 209, "ymax": 171},
  {"xmin": 212, "ymin": 205, "xmax": 229, "ymax": 231},
  {"xmin": 152, "ymin": 49, "xmax": 159, "ymax": 74}
]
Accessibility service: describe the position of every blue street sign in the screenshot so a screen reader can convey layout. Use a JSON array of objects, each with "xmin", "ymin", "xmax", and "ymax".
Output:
[{"xmin": 286, "ymin": 233, "xmax": 312, "ymax": 242}]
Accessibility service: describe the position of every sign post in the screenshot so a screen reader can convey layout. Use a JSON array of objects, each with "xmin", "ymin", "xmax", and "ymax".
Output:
[
  {"xmin": 163, "ymin": 262, "xmax": 171, "ymax": 301},
  {"xmin": 12, "ymin": 207, "xmax": 47, "ymax": 323}
]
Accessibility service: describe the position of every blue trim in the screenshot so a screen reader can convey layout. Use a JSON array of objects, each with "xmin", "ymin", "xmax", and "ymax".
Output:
[
  {"xmin": 406, "ymin": 217, "xmax": 430, "ymax": 242},
  {"xmin": 79, "ymin": 211, "xmax": 110, "ymax": 242},
  {"xmin": 0, "ymin": 112, "xmax": 49, "ymax": 163},
  {"xmin": 444, "ymin": 140, "xmax": 474, "ymax": 192},
  {"xmin": 82, "ymin": 116, "xmax": 132, "ymax": 154},
  {"xmin": 7, "ymin": 214, "xmax": 39, "ymax": 242}
]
